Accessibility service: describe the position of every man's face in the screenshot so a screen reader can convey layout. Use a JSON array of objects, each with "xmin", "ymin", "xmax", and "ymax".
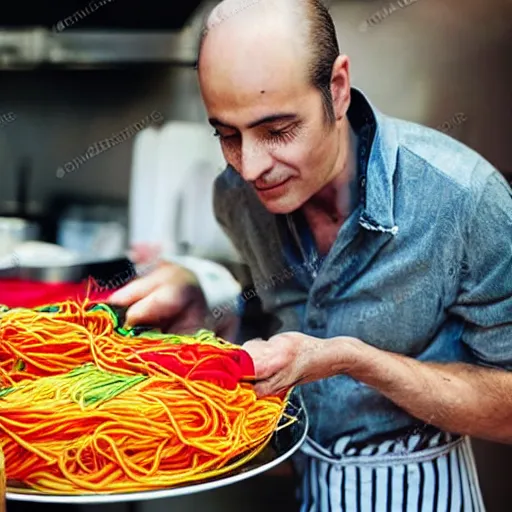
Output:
[{"xmin": 198, "ymin": 29, "xmax": 342, "ymax": 214}]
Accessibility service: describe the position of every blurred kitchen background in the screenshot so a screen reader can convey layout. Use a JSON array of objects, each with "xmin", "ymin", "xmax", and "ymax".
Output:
[{"xmin": 1, "ymin": 0, "xmax": 511, "ymax": 510}]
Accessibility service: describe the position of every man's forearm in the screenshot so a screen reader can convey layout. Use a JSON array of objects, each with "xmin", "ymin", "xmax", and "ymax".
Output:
[{"xmin": 319, "ymin": 337, "xmax": 512, "ymax": 443}]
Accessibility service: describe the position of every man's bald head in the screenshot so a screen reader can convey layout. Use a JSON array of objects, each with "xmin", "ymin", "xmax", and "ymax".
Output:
[{"xmin": 197, "ymin": 0, "xmax": 340, "ymax": 123}]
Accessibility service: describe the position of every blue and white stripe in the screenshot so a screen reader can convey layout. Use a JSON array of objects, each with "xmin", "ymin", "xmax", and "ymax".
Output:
[{"xmin": 298, "ymin": 431, "xmax": 486, "ymax": 511}]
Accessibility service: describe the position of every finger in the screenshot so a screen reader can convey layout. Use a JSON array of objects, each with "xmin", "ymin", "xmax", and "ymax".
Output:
[
  {"xmin": 253, "ymin": 375, "xmax": 293, "ymax": 399},
  {"xmin": 124, "ymin": 284, "xmax": 185, "ymax": 327},
  {"xmin": 241, "ymin": 340, "xmax": 264, "ymax": 363},
  {"xmin": 242, "ymin": 338, "xmax": 266, "ymax": 350},
  {"xmin": 242, "ymin": 340, "xmax": 275, "ymax": 380},
  {"xmin": 252, "ymin": 381, "xmax": 271, "ymax": 398},
  {"xmin": 108, "ymin": 265, "xmax": 177, "ymax": 306},
  {"xmin": 252, "ymin": 380, "xmax": 287, "ymax": 399},
  {"xmin": 128, "ymin": 244, "xmax": 161, "ymax": 265}
]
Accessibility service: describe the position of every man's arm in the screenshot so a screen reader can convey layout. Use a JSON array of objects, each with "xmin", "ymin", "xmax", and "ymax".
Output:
[
  {"xmin": 345, "ymin": 170, "xmax": 512, "ymax": 442},
  {"xmin": 244, "ymin": 169, "xmax": 512, "ymax": 443},
  {"xmin": 245, "ymin": 328, "xmax": 512, "ymax": 444},
  {"xmin": 318, "ymin": 337, "xmax": 512, "ymax": 444}
]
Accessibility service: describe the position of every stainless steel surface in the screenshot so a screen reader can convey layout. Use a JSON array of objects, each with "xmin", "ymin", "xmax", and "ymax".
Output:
[
  {"xmin": 1, "ymin": 264, "xmax": 86, "ymax": 282},
  {"xmin": 0, "ymin": 30, "xmax": 196, "ymax": 68},
  {"xmin": 0, "ymin": 2, "xmax": 213, "ymax": 67},
  {"xmin": 0, "ymin": 257, "xmax": 132, "ymax": 283},
  {"xmin": 7, "ymin": 393, "xmax": 308, "ymax": 504}
]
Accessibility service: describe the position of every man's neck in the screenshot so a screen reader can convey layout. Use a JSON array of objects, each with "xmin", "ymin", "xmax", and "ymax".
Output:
[{"xmin": 301, "ymin": 120, "xmax": 359, "ymax": 255}]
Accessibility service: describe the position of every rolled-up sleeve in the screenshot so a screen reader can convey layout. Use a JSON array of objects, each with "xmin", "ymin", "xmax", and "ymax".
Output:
[{"xmin": 450, "ymin": 171, "xmax": 512, "ymax": 368}]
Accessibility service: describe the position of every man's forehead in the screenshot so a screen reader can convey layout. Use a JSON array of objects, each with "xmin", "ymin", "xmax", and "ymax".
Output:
[
  {"xmin": 204, "ymin": 0, "xmax": 302, "ymax": 36},
  {"xmin": 199, "ymin": 0, "xmax": 311, "ymax": 114},
  {"xmin": 205, "ymin": 0, "xmax": 265, "ymax": 30},
  {"xmin": 201, "ymin": 0, "xmax": 302, "ymax": 63}
]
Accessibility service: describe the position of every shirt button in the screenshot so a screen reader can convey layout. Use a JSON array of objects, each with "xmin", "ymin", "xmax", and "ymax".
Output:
[{"xmin": 308, "ymin": 317, "xmax": 325, "ymax": 330}]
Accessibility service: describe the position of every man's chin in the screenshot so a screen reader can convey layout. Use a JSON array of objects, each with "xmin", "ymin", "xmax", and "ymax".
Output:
[{"xmin": 256, "ymin": 192, "xmax": 305, "ymax": 215}]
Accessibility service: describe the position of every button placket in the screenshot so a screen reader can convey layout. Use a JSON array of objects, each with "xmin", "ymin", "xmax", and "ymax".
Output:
[{"xmin": 306, "ymin": 300, "xmax": 328, "ymax": 332}]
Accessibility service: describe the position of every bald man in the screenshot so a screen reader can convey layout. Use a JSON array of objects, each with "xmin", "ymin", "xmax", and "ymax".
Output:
[{"xmin": 110, "ymin": 0, "xmax": 512, "ymax": 509}]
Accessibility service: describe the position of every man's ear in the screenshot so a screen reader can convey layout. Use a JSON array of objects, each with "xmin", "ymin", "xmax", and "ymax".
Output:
[{"xmin": 330, "ymin": 55, "xmax": 351, "ymax": 121}]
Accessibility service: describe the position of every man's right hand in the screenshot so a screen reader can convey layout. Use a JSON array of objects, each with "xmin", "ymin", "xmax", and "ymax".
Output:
[{"xmin": 108, "ymin": 262, "xmax": 208, "ymax": 334}]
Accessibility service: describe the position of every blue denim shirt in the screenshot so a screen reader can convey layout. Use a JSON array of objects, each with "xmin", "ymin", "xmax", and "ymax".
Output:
[{"xmin": 213, "ymin": 88, "xmax": 512, "ymax": 447}]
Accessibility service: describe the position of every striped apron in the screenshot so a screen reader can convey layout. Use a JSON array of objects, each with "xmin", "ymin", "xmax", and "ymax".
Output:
[{"xmin": 297, "ymin": 429, "xmax": 486, "ymax": 511}]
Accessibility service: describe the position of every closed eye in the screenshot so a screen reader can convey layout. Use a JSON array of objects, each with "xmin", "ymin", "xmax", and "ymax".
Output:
[
  {"xmin": 213, "ymin": 129, "xmax": 239, "ymax": 141},
  {"xmin": 212, "ymin": 121, "xmax": 301, "ymax": 144},
  {"xmin": 267, "ymin": 124, "xmax": 299, "ymax": 143}
]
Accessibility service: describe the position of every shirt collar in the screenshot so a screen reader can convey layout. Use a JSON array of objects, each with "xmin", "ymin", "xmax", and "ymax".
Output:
[{"xmin": 348, "ymin": 87, "xmax": 399, "ymax": 235}]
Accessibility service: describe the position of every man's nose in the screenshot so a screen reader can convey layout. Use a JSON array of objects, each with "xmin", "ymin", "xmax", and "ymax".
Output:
[{"xmin": 239, "ymin": 139, "xmax": 273, "ymax": 182}]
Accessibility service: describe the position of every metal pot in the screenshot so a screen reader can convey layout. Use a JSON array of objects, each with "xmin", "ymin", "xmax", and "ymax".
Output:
[{"xmin": 0, "ymin": 256, "xmax": 134, "ymax": 285}]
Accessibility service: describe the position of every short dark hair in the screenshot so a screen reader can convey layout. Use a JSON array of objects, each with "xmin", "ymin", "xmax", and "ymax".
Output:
[
  {"xmin": 305, "ymin": 0, "xmax": 340, "ymax": 124},
  {"xmin": 197, "ymin": 0, "xmax": 340, "ymax": 123}
]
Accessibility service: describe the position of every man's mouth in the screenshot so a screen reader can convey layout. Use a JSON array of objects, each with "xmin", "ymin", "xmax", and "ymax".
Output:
[{"xmin": 254, "ymin": 176, "xmax": 292, "ymax": 192}]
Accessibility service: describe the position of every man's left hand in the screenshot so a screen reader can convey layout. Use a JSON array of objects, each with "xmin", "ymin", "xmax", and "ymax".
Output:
[
  {"xmin": 242, "ymin": 332, "xmax": 359, "ymax": 397},
  {"xmin": 245, "ymin": 331, "xmax": 512, "ymax": 445}
]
